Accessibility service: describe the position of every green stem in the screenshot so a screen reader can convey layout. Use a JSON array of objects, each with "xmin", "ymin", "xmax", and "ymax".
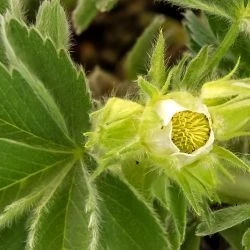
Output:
[{"xmin": 204, "ymin": 20, "xmax": 241, "ymax": 75}]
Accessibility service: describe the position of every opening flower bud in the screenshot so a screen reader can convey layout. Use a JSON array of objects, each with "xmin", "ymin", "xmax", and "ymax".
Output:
[{"xmin": 144, "ymin": 99, "xmax": 214, "ymax": 165}]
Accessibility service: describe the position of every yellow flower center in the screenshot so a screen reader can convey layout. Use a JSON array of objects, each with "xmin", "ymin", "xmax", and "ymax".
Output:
[{"xmin": 171, "ymin": 111, "xmax": 210, "ymax": 154}]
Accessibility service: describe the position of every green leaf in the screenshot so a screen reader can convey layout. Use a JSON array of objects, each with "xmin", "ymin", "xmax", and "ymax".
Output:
[
  {"xmin": 184, "ymin": 11, "xmax": 218, "ymax": 53},
  {"xmin": 0, "ymin": 217, "xmax": 27, "ymax": 250},
  {"xmin": 2, "ymin": 18, "xmax": 91, "ymax": 145},
  {"xmin": 72, "ymin": 0, "xmax": 98, "ymax": 34},
  {"xmin": 0, "ymin": 18, "xmax": 8, "ymax": 66},
  {"xmin": 0, "ymin": 0, "xmax": 8, "ymax": 14},
  {"xmin": 160, "ymin": 183, "xmax": 187, "ymax": 250},
  {"xmin": 97, "ymin": 174, "xmax": 169, "ymax": 250},
  {"xmin": 197, "ymin": 204, "xmax": 250, "ymax": 236},
  {"xmin": 96, "ymin": 0, "xmax": 118, "ymax": 12},
  {"xmin": 181, "ymin": 222, "xmax": 200, "ymax": 250},
  {"xmin": 243, "ymin": 228, "xmax": 250, "ymax": 250},
  {"xmin": 220, "ymin": 223, "xmax": 249, "ymax": 250},
  {"xmin": 166, "ymin": 0, "xmax": 244, "ymax": 21},
  {"xmin": 0, "ymin": 64, "xmax": 73, "ymax": 147},
  {"xmin": 148, "ymin": 29, "xmax": 167, "ymax": 88},
  {"xmin": 36, "ymin": 0, "xmax": 70, "ymax": 49},
  {"xmin": 125, "ymin": 15, "xmax": 165, "ymax": 80},
  {"xmin": 153, "ymin": 181, "xmax": 187, "ymax": 250},
  {"xmin": 25, "ymin": 160, "xmax": 97, "ymax": 250}
]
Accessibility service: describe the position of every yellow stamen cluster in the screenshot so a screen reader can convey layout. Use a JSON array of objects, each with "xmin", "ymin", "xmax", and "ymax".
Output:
[{"xmin": 171, "ymin": 111, "xmax": 210, "ymax": 154}]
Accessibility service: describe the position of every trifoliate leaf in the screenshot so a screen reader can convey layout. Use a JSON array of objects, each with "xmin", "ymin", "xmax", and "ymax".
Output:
[{"xmin": 36, "ymin": 0, "xmax": 70, "ymax": 49}]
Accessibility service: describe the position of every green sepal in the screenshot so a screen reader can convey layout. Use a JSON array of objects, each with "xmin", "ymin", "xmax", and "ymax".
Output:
[
  {"xmin": 201, "ymin": 78, "xmax": 250, "ymax": 106},
  {"xmin": 209, "ymin": 97, "xmax": 250, "ymax": 140},
  {"xmin": 181, "ymin": 46, "xmax": 210, "ymax": 91},
  {"xmin": 125, "ymin": 15, "xmax": 166, "ymax": 80},
  {"xmin": 86, "ymin": 97, "xmax": 143, "ymax": 152},
  {"xmin": 148, "ymin": 29, "xmax": 167, "ymax": 88},
  {"xmin": 137, "ymin": 76, "xmax": 160, "ymax": 99}
]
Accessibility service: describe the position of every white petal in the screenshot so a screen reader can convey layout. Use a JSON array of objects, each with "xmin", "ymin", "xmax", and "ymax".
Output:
[{"xmin": 156, "ymin": 99, "xmax": 187, "ymax": 125}]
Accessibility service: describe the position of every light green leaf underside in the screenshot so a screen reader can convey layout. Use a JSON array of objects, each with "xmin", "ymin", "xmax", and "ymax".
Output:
[
  {"xmin": 97, "ymin": 174, "xmax": 169, "ymax": 250},
  {"xmin": 197, "ymin": 204, "xmax": 250, "ymax": 236},
  {"xmin": 26, "ymin": 161, "xmax": 95, "ymax": 250},
  {"xmin": 96, "ymin": 0, "xmax": 118, "ymax": 12},
  {"xmin": 166, "ymin": 0, "xmax": 244, "ymax": 20},
  {"xmin": 72, "ymin": 0, "xmax": 97, "ymax": 34},
  {"xmin": 3, "ymin": 18, "xmax": 91, "ymax": 145},
  {"xmin": 36, "ymin": 0, "xmax": 70, "ymax": 49},
  {"xmin": 125, "ymin": 15, "xmax": 166, "ymax": 80}
]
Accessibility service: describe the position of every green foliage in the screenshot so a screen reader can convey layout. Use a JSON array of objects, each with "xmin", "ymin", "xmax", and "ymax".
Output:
[
  {"xmin": 0, "ymin": 2, "xmax": 170, "ymax": 249},
  {"xmin": 243, "ymin": 229, "xmax": 250, "ymax": 250},
  {"xmin": 97, "ymin": 174, "xmax": 169, "ymax": 250},
  {"xmin": 0, "ymin": 0, "xmax": 249, "ymax": 249},
  {"xmin": 96, "ymin": 0, "xmax": 118, "ymax": 12},
  {"xmin": 166, "ymin": 0, "xmax": 245, "ymax": 21},
  {"xmin": 125, "ymin": 15, "xmax": 166, "ymax": 80},
  {"xmin": 148, "ymin": 29, "xmax": 167, "ymax": 88},
  {"xmin": 197, "ymin": 204, "xmax": 250, "ymax": 236},
  {"xmin": 72, "ymin": 0, "xmax": 120, "ymax": 34},
  {"xmin": 36, "ymin": 0, "xmax": 70, "ymax": 49},
  {"xmin": 72, "ymin": 0, "xmax": 97, "ymax": 34},
  {"xmin": 0, "ymin": 0, "xmax": 8, "ymax": 14}
]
